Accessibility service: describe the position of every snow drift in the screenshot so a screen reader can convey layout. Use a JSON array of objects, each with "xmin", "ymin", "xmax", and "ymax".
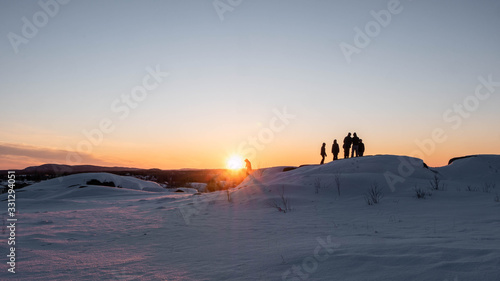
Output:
[{"xmin": 2, "ymin": 155, "xmax": 500, "ymax": 280}]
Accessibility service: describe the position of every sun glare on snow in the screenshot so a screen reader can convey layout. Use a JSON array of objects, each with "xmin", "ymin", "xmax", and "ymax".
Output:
[{"xmin": 227, "ymin": 155, "xmax": 244, "ymax": 170}]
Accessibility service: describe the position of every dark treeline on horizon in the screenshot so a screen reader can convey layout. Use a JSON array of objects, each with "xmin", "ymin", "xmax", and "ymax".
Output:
[{"xmin": 0, "ymin": 164, "xmax": 248, "ymax": 191}]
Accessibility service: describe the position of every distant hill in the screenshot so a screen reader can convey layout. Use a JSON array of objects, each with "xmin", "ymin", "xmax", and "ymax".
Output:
[
  {"xmin": 0, "ymin": 163, "xmax": 238, "ymax": 189},
  {"xmin": 20, "ymin": 164, "xmax": 141, "ymax": 174}
]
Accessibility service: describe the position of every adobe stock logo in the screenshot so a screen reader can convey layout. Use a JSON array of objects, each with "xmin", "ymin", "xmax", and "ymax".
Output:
[
  {"xmin": 64, "ymin": 65, "xmax": 169, "ymax": 166},
  {"xmin": 7, "ymin": 0, "xmax": 71, "ymax": 54},
  {"xmin": 384, "ymin": 74, "xmax": 499, "ymax": 191},
  {"xmin": 339, "ymin": 0, "xmax": 404, "ymax": 64},
  {"xmin": 442, "ymin": 75, "xmax": 500, "ymax": 130},
  {"xmin": 213, "ymin": 0, "xmax": 243, "ymax": 21},
  {"xmin": 282, "ymin": 235, "xmax": 342, "ymax": 281},
  {"xmin": 236, "ymin": 107, "xmax": 295, "ymax": 160}
]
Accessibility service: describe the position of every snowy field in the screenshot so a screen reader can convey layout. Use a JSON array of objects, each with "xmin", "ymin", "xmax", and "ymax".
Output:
[{"xmin": 1, "ymin": 155, "xmax": 500, "ymax": 280}]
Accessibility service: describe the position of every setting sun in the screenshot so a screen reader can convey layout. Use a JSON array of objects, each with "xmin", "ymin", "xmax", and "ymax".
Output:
[{"xmin": 226, "ymin": 155, "xmax": 244, "ymax": 170}]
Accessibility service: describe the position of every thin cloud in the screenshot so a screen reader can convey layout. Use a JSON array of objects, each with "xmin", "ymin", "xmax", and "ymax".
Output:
[{"xmin": 0, "ymin": 143, "xmax": 112, "ymax": 169}]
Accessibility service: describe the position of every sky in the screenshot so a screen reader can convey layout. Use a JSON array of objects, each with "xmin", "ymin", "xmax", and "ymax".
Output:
[{"xmin": 1, "ymin": 0, "xmax": 499, "ymax": 170}]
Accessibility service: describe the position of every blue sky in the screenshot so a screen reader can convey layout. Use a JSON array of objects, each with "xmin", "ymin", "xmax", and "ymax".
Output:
[{"xmin": 1, "ymin": 0, "xmax": 499, "ymax": 169}]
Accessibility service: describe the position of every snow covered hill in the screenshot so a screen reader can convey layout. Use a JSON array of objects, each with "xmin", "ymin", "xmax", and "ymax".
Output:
[
  {"xmin": 21, "ymin": 172, "xmax": 168, "ymax": 199},
  {"xmin": 1, "ymin": 155, "xmax": 499, "ymax": 280}
]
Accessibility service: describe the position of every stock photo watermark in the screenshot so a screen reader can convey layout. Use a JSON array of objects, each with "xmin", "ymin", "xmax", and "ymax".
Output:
[
  {"xmin": 50, "ymin": 65, "xmax": 168, "ymax": 177},
  {"xmin": 213, "ymin": 0, "xmax": 243, "ymax": 21},
  {"xmin": 339, "ymin": 0, "xmax": 405, "ymax": 64},
  {"xmin": 178, "ymin": 193, "xmax": 211, "ymax": 225},
  {"xmin": 6, "ymin": 171, "xmax": 17, "ymax": 274},
  {"xmin": 281, "ymin": 235, "xmax": 341, "ymax": 281},
  {"xmin": 178, "ymin": 106, "xmax": 295, "ymax": 225},
  {"xmin": 7, "ymin": 0, "xmax": 71, "ymax": 54},
  {"xmin": 237, "ymin": 106, "xmax": 296, "ymax": 160},
  {"xmin": 384, "ymin": 74, "xmax": 500, "ymax": 191}
]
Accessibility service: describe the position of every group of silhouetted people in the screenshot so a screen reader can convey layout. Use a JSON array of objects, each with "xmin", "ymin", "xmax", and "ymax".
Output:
[{"xmin": 320, "ymin": 132, "xmax": 365, "ymax": 164}]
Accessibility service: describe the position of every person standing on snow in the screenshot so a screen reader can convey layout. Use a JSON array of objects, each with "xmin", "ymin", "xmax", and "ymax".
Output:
[
  {"xmin": 343, "ymin": 133, "xmax": 352, "ymax": 159},
  {"xmin": 320, "ymin": 143, "xmax": 327, "ymax": 165},
  {"xmin": 245, "ymin": 159, "xmax": 252, "ymax": 175},
  {"xmin": 351, "ymin": 132, "xmax": 360, "ymax": 157},
  {"xmin": 358, "ymin": 139, "xmax": 365, "ymax": 157},
  {"xmin": 331, "ymin": 139, "xmax": 340, "ymax": 160}
]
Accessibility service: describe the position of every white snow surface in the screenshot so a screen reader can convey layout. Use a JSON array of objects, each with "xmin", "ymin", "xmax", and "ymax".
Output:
[{"xmin": 1, "ymin": 155, "xmax": 500, "ymax": 280}]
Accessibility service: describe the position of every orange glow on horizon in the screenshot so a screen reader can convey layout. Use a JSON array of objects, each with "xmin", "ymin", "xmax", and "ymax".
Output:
[
  {"xmin": 226, "ymin": 155, "xmax": 244, "ymax": 170},
  {"xmin": 2, "ymin": 135, "xmax": 499, "ymax": 170}
]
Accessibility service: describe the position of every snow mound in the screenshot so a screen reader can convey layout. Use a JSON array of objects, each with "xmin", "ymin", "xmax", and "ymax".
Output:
[
  {"xmin": 239, "ymin": 155, "xmax": 432, "ymax": 187},
  {"xmin": 435, "ymin": 154, "xmax": 500, "ymax": 183},
  {"xmin": 3, "ymin": 155, "xmax": 500, "ymax": 280},
  {"xmin": 20, "ymin": 172, "xmax": 166, "ymax": 200},
  {"xmin": 232, "ymin": 154, "xmax": 500, "ymax": 205}
]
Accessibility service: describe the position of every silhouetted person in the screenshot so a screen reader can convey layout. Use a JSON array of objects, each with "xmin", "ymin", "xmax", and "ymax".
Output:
[
  {"xmin": 351, "ymin": 132, "xmax": 360, "ymax": 157},
  {"xmin": 343, "ymin": 133, "xmax": 352, "ymax": 159},
  {"xmin": 244, "ymin": 159, "xmax": 252, "ymax": 175},
  {"xmin": 331, "ymin": 139, "xmax": 340, "ymax": 160},
  {"xmin": 358, "ymin": 139, "xmax": 365, "ymax": 157},
  {"xmin": 320, "ymin": 143, "xmax": 327, "ymax": 165}
]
